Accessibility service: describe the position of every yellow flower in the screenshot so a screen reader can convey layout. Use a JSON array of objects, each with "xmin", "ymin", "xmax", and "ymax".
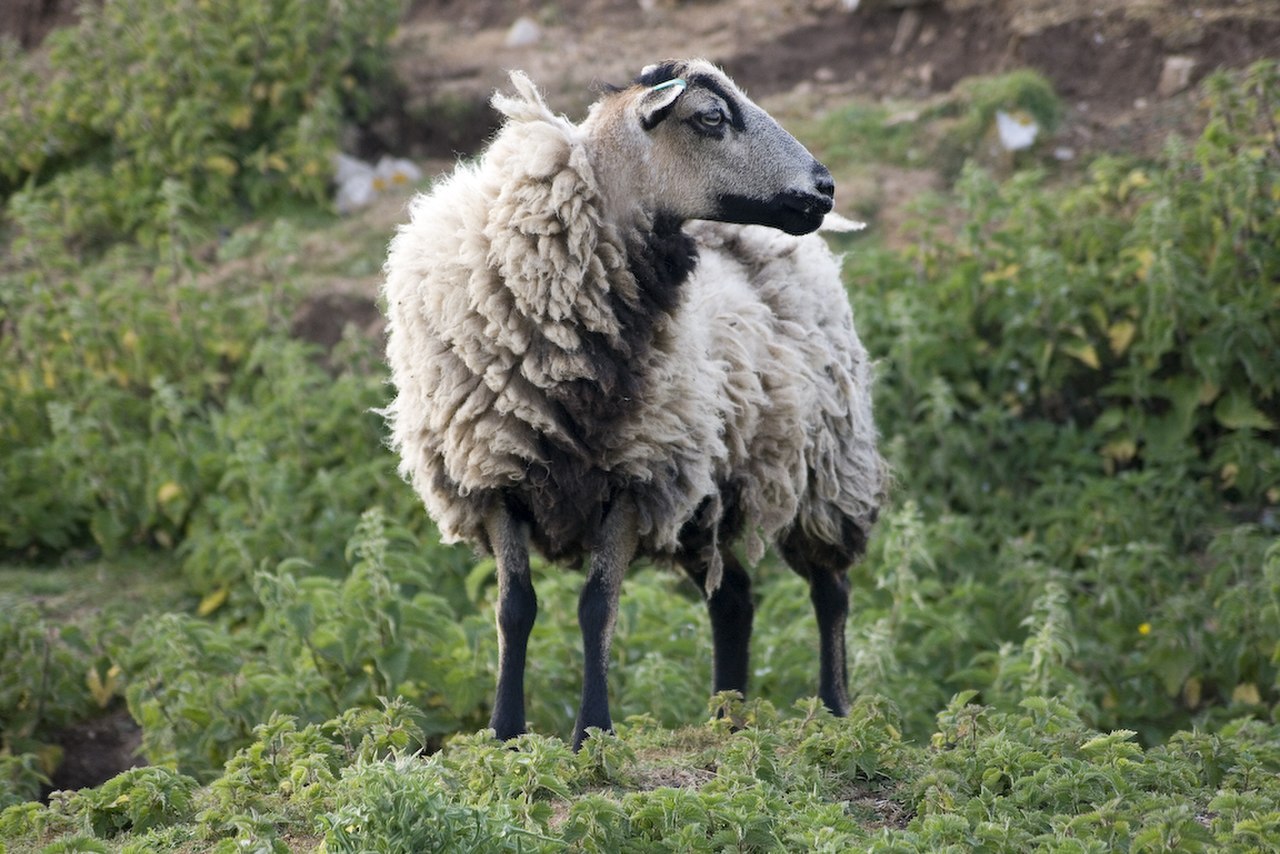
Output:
[{"xmin": 1137, "ymin": 622, "xmax": 1152, "ymax": 636}]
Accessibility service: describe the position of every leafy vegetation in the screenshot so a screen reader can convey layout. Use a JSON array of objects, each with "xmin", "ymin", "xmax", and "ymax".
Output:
[
  {"xmin": 0, "ymin": 0, "xmax": 1277, "ymax": 845},
  {"xmin": 4, "ymin": 694, "xmax": 1279, "ymax": 851},
  {"xmin": 0, "ymin": 0, "xmax": 401, "ymax": 251},
  {"xmin": 836, "ymin": 59, "xmax": 1279, "ymax": 742}
]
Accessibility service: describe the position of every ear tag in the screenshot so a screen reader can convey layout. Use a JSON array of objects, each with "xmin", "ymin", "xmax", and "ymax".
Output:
[
  {"xmin": 649, "ymin": 78, "xmax": 687, "ymax": 95},
  {"xmin": 639, "ymin": 78, "xmax": 687, "ymax": 130}
]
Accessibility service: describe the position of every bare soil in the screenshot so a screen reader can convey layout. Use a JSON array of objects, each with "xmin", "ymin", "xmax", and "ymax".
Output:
[
  {"xmin": 42, "ymin": 706, "xmax": 144, "ymax": 796},
  {"xmin": 7, "ymin": 0, "xmax": 1276, "ymax": 164},
  {"xmin": 374, "ymin": 0, "xmax": 1280, "ymax": 161}
]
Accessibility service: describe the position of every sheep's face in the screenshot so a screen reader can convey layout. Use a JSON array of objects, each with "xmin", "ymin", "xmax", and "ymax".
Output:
[{"xmin": 593, "ymin": 59, "xmax": 835, "ymax": 236}]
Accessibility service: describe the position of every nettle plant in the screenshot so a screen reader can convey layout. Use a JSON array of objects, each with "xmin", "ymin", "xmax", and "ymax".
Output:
[
  {"xmin": 2, "ymin": 213, "xmax": 436, "ymax": 620},
  {"xmin": 1, "ymin": 0, "xmax": 413, "ymax": 572},
  {"xmin": 842, "ymin": 60, "xmax": 1279, "ymax": 739},
  {"xmin": 0, "ymin": 0, "xmax": 403, "ymax": 251},
  {"xmin": 856, "ymin": 61, "xmax": 1278, "ymax": 523},
  {"xmin": 122, "ymin": 509, "xmax": 489, "ymax": 779}
]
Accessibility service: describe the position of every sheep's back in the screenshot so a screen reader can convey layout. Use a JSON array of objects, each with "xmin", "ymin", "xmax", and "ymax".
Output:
[{"xmin": 688, "ymin": 223, "xmax": 886, "ymax": 556}]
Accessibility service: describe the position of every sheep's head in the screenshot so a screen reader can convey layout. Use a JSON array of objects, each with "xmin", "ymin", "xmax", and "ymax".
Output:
[{"xmin": 584, "ymin": 59, "xmax": 835, "ymax": 236}]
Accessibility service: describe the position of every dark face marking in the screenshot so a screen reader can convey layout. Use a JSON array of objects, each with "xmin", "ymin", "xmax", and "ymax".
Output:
[
  {"xmin": 634, "ymin": 61, "xmax": 686, "ymax": 88},
  {"xmin": 683, "ymin": 73, "xmax": 746, "ymax": 132},
  {"xmin": 635, "ymin": 66, "xmax": 746, "ymax": 136},
  {"xmin": 717, "ymin": 185, "xmax": 834, "ymax": 236}
]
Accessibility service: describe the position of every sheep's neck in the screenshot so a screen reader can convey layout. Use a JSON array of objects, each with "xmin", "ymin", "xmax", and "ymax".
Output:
[
  {"xmin": 535, "ymin": 212, "xmax": 695, "ymax": 438},
  {"xmin": 620, "ymin": 211, "xmax": 697, "ymax": 326},
  {"xmin": 515, "ymin": 213, "xmax": 697, "ymax": 560}
]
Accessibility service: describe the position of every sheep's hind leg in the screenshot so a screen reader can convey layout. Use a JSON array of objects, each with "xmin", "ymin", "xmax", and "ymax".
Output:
[
  {"xmin": 572, "ymin": 497, "xmax": 639, "ymax": 751},
  {"xmin": 778, "ymin": 524, "xmax": 861, "ymax": 717},
  {"xmin": 678, "ymin": 550, "xmax": 754, "ymax": 700},
  {"xmin": 485, "ymin": 504, "xmax": 537, "ymax": 741}
]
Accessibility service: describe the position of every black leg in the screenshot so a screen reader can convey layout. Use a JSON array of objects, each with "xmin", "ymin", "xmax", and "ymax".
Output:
[
  {"xmin": 809, "ymin": 567, "xmax": 851, "ymax": 716},
  {"xmin": 680, "ymin": 550, "xmax": 754, "ymax": 698},
  {"xmin": 485, "ymin": 506, "xmax": 537, "ymax": 741},
  {"xmin": 572, "ymin": 498, "xmax": 638, "ymax": 751},
  {"xmin": 708, "ymin": 554, "xmax": 754, "ymax": 696},
  {"xmin": 778, "ymin": 523, "xmax": 859, "ymax": 717}
]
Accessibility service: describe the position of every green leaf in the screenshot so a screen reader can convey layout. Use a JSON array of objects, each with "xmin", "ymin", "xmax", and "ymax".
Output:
[
  {"xmin": 375, "ymin": 645, "xmax": 411, "ymax": 690},
  {"xmin": 1214, "ymin": 391, "xmax": 1276, "ymax": 431}
]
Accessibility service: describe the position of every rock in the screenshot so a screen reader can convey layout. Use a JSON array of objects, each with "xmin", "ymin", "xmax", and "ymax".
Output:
[
  {"xmin": 1157, "ymin": 55, "xmax": 1196, "ymax": 98},
  {"xmin": 505, "ymin": 16, "xmax": 541, "ymax": 48}
]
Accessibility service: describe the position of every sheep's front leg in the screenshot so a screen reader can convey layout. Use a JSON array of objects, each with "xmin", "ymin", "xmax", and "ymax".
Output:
[
  {"xmin": 572, "ymin": 497, "xmax": 638, "ymax": 750},
  {"xmin": 485, "ymin": 504, "xmax": 537, "ymax": 741}
]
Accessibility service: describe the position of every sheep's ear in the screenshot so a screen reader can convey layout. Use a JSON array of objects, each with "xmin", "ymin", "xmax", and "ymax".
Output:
[{"xmin": 637, "ymin": 78, "xmax": 686, "ymax": 131}]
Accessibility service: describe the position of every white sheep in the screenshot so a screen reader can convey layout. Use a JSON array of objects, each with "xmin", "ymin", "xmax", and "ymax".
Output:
[{"xmin": 382, "ymin": 59, "xmax": 886, "ymax": 749}]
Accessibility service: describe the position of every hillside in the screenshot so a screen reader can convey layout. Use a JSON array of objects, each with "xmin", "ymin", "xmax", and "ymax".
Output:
[{"xmin": 1, "ymin": 1, "xmax": 1278, "ymax": 851}]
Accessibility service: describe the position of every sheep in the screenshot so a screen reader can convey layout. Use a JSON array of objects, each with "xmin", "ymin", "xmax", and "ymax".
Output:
[{"xmin": 381, "ymin": 59, "xmax": 886, "ymax": 749}]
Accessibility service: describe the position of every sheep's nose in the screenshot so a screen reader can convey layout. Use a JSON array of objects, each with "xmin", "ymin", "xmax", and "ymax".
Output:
[{"xmin": 813, "ymin": 164, "xmax": 835, "ymax": 199}]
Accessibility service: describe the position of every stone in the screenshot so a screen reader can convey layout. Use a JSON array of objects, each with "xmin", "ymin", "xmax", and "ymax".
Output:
[{"xmin": 1158, "ymin": 55, "xmax": 1196, "ymax": 98}]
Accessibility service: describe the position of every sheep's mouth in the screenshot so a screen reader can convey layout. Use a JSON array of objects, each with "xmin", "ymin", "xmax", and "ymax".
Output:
[
  {"xmin": 779, "ymin": 190, "xmax": 834, "ymax": 226},
  {"xmin": 770, "ymin": 190, "xmax": 834, "ymax": 235},
  {"xmin": 716, "ymin": 190, "xmax": 833, "ymax": 236}
]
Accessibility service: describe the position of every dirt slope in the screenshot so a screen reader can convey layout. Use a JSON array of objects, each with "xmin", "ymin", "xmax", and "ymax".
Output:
[
  {"xmin": 377, "ymin": 0, "xmax": 1279, "ymax": 161},
  {"xmin": 6, "ymin": 0, "xmax": 1275, "ymax": 161}
]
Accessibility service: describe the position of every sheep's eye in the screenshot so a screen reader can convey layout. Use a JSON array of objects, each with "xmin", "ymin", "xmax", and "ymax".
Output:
[{"xmin": 698, "ymin": 109, "xmax": 725, "ymax": 128}]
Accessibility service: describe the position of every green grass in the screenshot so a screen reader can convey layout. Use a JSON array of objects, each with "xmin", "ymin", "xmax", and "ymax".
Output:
[{"xmin": 0, "ymin": 554, "xmax": 188, "ymax": 622}]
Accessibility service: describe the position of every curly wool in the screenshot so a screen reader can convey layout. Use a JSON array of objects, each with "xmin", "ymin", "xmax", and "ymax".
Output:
[{"xmin": 382, "ymin": 74, "xmax": 884, "ymax": 588}]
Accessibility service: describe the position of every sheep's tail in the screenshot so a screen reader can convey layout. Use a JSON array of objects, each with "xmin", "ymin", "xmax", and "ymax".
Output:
[
  {"xmin": 492, "ymin": 71, "xmax": 572, "ymax": 130},
  {"xmin": 698, "ymin": 494, "xmax": 726, "ymax": 596}
]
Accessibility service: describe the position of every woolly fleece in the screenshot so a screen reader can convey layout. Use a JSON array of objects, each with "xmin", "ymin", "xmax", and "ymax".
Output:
[{"xmin": 381, "ymin": 73, "xmax": 884, "ymax": 588}]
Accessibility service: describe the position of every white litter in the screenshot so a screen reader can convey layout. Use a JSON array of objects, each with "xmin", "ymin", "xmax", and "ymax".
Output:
[
  {"xmin": 505, "ymin": 16, "xmax": 541, "ymax": 48},
  {"xmin": 995, "ymin": 110, "xmax": 1039, "ymax": 152},
  {"xmin": 333, "ymin": 154, "xmax": 423, "ymax": 214}
]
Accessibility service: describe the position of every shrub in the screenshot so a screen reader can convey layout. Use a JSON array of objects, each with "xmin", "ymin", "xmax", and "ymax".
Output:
[
  {"xmin": 1, "ymin": 217, "xmax": 443, "ymax": 615},
  {"xmin": 0, "ymin": 0, "xmax": 404, "ymax": 251},
  {"xmin": 0, "ymin": 598, "xmax": 137, "ymax": 808},
  {"xmin": 122, "ymin": 510, "xmax": 489, "ymax": 779},
  {"xmin": 841, "ymin": 60, "xmax": 1280, "ymax": 740},
  {"xmin": 68, "ymin": 766, "xmax": 199, "ymax": 838}
]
